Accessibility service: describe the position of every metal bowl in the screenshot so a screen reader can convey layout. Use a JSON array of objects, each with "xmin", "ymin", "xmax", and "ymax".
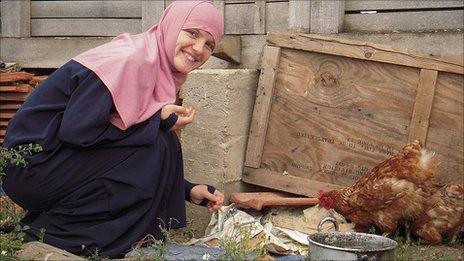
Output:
[{"xmin": 308, "ymin": 217, "xmax": 397, "ymax": 261}]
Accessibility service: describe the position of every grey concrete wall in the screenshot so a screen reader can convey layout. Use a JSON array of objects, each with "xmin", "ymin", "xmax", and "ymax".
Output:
[{"xmin": 179, "ymin": 69, "xmax": 259, "ymax": 232}]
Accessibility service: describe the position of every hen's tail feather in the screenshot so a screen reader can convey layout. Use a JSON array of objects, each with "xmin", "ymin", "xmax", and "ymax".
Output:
[{"xmin": 419, "ymin": 148, "xmax": 438, "ymax": 172}]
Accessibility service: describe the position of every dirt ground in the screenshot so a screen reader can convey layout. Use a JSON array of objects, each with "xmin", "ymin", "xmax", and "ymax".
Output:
[
  {"xmin": 170, "ymin": 226, "xmax": 464, "ymax": 261},
  {"xmin": 407, "ymin": 244, "xmax": 463, "ymax": 261}
]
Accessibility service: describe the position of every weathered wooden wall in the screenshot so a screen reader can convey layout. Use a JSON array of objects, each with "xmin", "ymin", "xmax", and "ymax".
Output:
[{"xmin": 1, "ymin": 0, "xmax": 462, "ymax": 68}]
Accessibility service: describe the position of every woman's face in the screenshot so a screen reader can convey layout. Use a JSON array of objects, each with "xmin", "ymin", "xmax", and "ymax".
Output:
[{"xmin": 173, "ymin": 28, "xmax": 215, "ymax": 74}]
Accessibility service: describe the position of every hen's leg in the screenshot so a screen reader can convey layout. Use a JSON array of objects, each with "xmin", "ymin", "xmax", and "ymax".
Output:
[
  {"xmin": 448, "ymin": 225, "xmax": 462, "ymax": 245},
  {"xmin": 404, "ymin": 223, "xmax": 411, "ymax": 244}
]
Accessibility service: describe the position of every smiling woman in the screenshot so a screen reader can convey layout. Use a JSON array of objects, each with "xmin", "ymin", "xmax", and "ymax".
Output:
[
  {"xmin": 173, "ymin": 28, "xmax": 215, "ymax": 74},
  {"xmin": 2, "ymin": 1, "xmax": 224, "ymax": 258}
]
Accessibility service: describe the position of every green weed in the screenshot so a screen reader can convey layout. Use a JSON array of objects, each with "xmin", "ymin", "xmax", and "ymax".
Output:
[
  {"xmin": 218, "ymin": 222, "xmax": 267, "ymax": 261},
  {"xmin": 0, "ymin": 224, "xmax": 30, "ymax": 261},
  {"xmin": 0, "ymin": 143, "xmax": 43, "ymax": 184}
]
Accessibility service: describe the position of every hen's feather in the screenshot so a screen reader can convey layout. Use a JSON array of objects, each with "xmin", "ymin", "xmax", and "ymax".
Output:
[{"xmin": 322, "ymin": 140, "xmax": 437, "ymax": 234}]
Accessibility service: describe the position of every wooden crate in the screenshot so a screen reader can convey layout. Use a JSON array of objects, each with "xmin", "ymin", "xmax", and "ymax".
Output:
[{"xmin": 243, "ymin": 32, "xmax": 464, "ymax": 197}]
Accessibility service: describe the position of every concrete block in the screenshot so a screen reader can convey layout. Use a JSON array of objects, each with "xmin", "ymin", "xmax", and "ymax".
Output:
[
  {"xmin": 181, "ymin": 69, "xmax": 258, "ymax": 186},
  {"xmin": 180, "ymin": 69, "xmax": 258, "ymax": 232}
]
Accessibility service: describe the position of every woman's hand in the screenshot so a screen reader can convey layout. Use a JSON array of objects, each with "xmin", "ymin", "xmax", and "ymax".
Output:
[
  {"xmin": 161, "ymin": 104, "xmax": 195, "ymax": 130},
  {"xmin": 190, "ymin": 185, "xmax": 224, "ymax": 213}
]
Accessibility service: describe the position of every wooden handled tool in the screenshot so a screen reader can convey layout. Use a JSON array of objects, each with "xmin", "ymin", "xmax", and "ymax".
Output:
[{"xmin": 230, "ymin": 192, "xmax": 319, "ymax": 211}]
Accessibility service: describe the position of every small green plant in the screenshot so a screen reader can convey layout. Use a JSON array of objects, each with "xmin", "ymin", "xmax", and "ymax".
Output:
[
  {"xmin": 0, "ymin": 224, "xmax": 30, "ymax": 261},
  {"xmin": 148, "ymin": 239, "xmax": 167, "ymax": 261},
  {"xmin": 131, "ymin": 234, "xmax": 167, "ymax": 261},
  {"xmin": 218, "ymin": 223, "xmax": 254, "ymax": 261},
  {"xmin": 0, "ymin": 143, "xmax": 43, "ymax": 184},
  {"xmin": 395, "ymin": 236, "xmax": 413, "ymax": 261},
  {"xmin": 38, "ymin": 228, "xmax": 46, "ymax": 243},
  {"xmin": 82, "ymin": 246, "xmax": 104, "ymax": 261}
]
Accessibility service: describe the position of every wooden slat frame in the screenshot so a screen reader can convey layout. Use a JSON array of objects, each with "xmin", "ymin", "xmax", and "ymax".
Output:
[
  {"xmin": 244, "ymin": 46, "xmax": 281, "ymax": 168},
  {"xmin": 345, "ymin": 0, "xmax": 464, "ymax": 11},
  {"xmin": 242, "ymin": 167, "xmax": 343, "ymax": 197},
  {"xmin": 30, "ymin": 18, "xmax": 141, "ymax": 37},
  {"xmin": 31, "ymin": 1, "xmax": 141, "ymax": 18},
  {"xmin": 345, "ymin": 10, "xmax": 464, "ymax": 33},
  {"xmin": 1, "ymin": 0, "xmax": 30, "ymax": 37},
  {"xmin": 266, "ymin": 32, "xmax": 464, "ymax": 74},
  {"xmin": 408, "ymin": 69, "xmax": 439, "ymax": 144}
]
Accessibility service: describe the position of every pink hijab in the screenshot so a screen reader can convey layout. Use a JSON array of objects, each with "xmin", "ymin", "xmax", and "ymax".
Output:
[{"xmin": 73, "ymin": 1, "xmax": 223, "ymax": 130}]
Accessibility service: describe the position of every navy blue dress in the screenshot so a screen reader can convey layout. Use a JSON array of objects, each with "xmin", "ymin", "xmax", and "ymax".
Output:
[{"xmin": 2, "ymin": 60, "xmax": 204, "ymax": 258}]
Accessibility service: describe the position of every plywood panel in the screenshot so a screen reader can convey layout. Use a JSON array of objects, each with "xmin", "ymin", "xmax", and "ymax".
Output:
[
  {"xmin": 31, "ymin": 1, "xmax": 141, "ymax": 18},
  {"xmin": 345, "ymin": 10, "xmax": 464, "ymax": 32},
  {"xmin": 346, "ymin": 0, "xmax": 464, "ymax": 11},
  {"xmin": 260, "ymin": 49, "xmax": 419, "ymax": 187},
  {"xmin": 426, "ymin": 72, "xmax": 464, "ymax": 184},
  {"xmin": 30, "ymin": 18, "xmax": 141, "ymax": 36},
  {"xmin": 242, "ymin": 32, "xmax": 463, "ymax": 196}
]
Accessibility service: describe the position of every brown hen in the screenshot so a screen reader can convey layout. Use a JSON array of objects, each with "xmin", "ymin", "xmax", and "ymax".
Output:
[
  {"xmin": 318, "ymin": 140, "xmax": 437, "ymax": 237},
  {"xmin": 412, "ymin": 183, "xmax": 464, "ymax": 244}
]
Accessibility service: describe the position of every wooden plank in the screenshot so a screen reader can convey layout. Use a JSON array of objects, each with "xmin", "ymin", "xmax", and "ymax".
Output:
[
  {"xmin": 345, "ymin": 10, "xmax": 464, "ymax": 33},
  {"xmin": 212, "ymin": 35, "xmax": 241, "ymax": 64},
  {"xmin": 0, "ymin": 84, "xmax": 34, "ymax": 93},
  {"xmin": 30, "ymin": 76, "xmax": 48, "ymax": 86},
  {"xmin": 0, "ymin": 104, "xmax": 21, "ymax": 110},
  {"xmin": 142, "ymin": 1, "xmax": 164, "ymax": 31},
  {"xmin": 346, "ymin": 0, "xmax": 464, "ymax": 11},
  {"xmin": 0, "ymin": 121, "xmax": 8, "ymax": 127},
  {"xmin": 426, "ymin": 72, "xmax": 463, "ymax": 184},
  {"xmin": 0, "ymin": 112, "xmax": 15, "ymax": 119},
  {"xmin": 288, "ymin": 0, "xmax": 310, "ymax": 33},
  {"xmin": 31, "ymin": 1, "xmax": 141, "ymax": 18},
  {"xmin": 0, "ymin": 72, "xmax": 34, "ymax": 83},
  {"xmin": 225, "ymin": 2, "xmax": 263, "ymax": 34},
  {"xmin": 242, "ymin": 167, "xmax": 343, "ymax": 197},
  {"xmin": 266, "ymin": 32, "xmax": 464, "ymax": 74},
  {"xmin": 0, "ymin": 93, "xmax": 29, "ymax": 102},
  {"xmin": 408, "ymin": 69, "xmax": 438, "ymax": 144},
  {"xmin": 0, "ymin": 0, "xmax": 30, "ymax": 37},
  {"xmin": 244, "ymin": 46, "xmax": 281, "ymax": 168},
  {"xmin": 30, "ymin": 18, "xmax": 141, "ymax": 37},
  {"xmin": 266, "ymin": 1, "xmax": 288, "ymax": 32},
  {"xmin": 310, "ymin": 0, "xmax": 345, "ymax": 34},
  {"xmin": 254, "ymin": 1, "xmax": 266, "ymax": 34}
]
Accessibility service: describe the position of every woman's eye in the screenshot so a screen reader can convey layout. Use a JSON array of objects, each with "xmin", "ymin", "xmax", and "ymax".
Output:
[{"xmin": 187, "ymin": 30, "xmax": 198, "ymax": 38}]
